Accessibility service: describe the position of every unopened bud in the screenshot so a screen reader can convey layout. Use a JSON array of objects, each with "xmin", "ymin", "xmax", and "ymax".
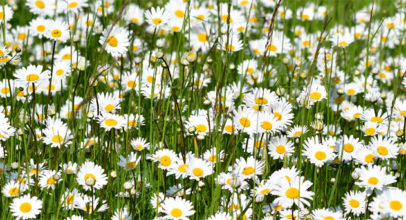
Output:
[
  {"xmin": 53, "ymin": 174, "xmax": 61, "ymax": 181},
  {"xmin": 77, "ymin": 57, "xmax": 86, "ymax": 71},
  {"xmin": 110, "ymin": 171, "xmax": 117, "ymax": 179},
  {"xmin": 85, "ymin": 177, "xmax": 95, "ymax": 186},
  {"xmin": 352, "ymin": 171, "xmax": 359, "ymax": 180},
  {"xmin": 124, "ymin": 181, "xmax": 133, "ymax": 190},
  {"xmin": 337, "ymin": 89, "xmax": 344, "ymax": 96},
  {"xmin": 188, "ymin": 126, "xmax": 196, "ymax": 133},
  {"xmin": 282, "ymin": 57, "xmax": 290, "ymax": 64}
]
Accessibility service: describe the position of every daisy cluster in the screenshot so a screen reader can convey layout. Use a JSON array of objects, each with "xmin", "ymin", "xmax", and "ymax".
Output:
[{"xmin": 1, "ymin": 0, "xmax": 406, "ymax": 219}]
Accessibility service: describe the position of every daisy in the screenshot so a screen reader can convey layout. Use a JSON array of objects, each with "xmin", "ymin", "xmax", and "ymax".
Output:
[
  {"xmin": 217, "ymin": 172, "xmax": 250, "ymax": 191},
  {"xmin": 185, "ymin": 115, "xmax": 211, "ymax": 135},
  {"xmin": 29, "ymin": 17, "xmax": 49, "ymax": 39},
  {"xmin": 42, "ymin": 123, "xmax": 73, "ymax": 148},
  {"xmin": 342, "ymin": 190, "xmax": 366, "ymax": 216},
  {"xmin": 287, "ymin": 125, "xmax": 309, "ymax": 138},
  {"xmin": 131, "ymin": 137, "xmax": 150, "ymax": 151},
  {"xmin": 219, "ymin": 35, "xmax": 243, "ymax": 52},
  {"xmin": 368, "ymin": 135, "xmax": 398, "ymax": 159},
  {"xmin": 268, "ymin": 136, "xmax": 295, "ymax": 159},
  {"xmin": 363, "ymin": 121, "xmax": 384, "ymax": 136},
  {"xmin": 99, "ymin": 25, "xmax": 130, "ymax": 58},
  {"xmin": 303, "ymin": 142, "xmax": 336, "ymax": 167},
  {"xmin": 10, "ymin": 194, "xmax": 42, "ymax": 220},
  {"xmin": 14, "ymin": 65, "xmax": 50, "ymax": 86},
  {"xmin": 39, "ymin": 170, "xmax": 62, "ymax": 189},
  {"xmin": 380, "ymin": 188, "xmax": 406, "ymax": 218},
  {"xmin": 76, "ymin": 161, "xmax": 108, "ymax": 191},
  {"xmin": 0, "ymin": 5, "xmax": 13, "ymax": 24},
  {"xmin": 161, "ymin": 197, "xmax": 195, "ymax": 220},
  {"xmin": 312, "ymin": 208, "xmax": 345, "ymax": 220},
  {"xmin": 355, "ymin": 164, "xmax": 396, "ymax": 191},
  {"xmin": 145, "ymin": 6, "xmax": 172, "ymax": 28},
  {"xmin": 203, "ymin": 147, "xmax": 224, "ymax": 163},
  {"xmin": 98, "ymin": 113, "xmax": 126, "ymax": 131},
  {"xmin": 331, "ymin": 32, "xmax": 355, "ymax": 48},
  {"xmin": 271, "ymin": 175, "xmax": 314, "ymax": 208},
  {"xmin": 112, "ymin": 208, "xmax": 132, "ymax": 220},
  {"xmin": 207, "ymin": 212, "xmax": 232, "ymax": 220},
  {"xmin": 165, "ymin": 0, "xmax": 188, "ymax": 21},
  {"xmin": 125, "ymin": 4, "xmax": 144, "ymax": 25},
  {"xmin": 51, "ymin": 61, "xmax": 71, "ymax": 79},
  {"xmin": 92, "ymin": 92, "xmax": 121, "ymax": 114},
  {"xmin": 151, "ymin": 192, "xmax": 165, "ymax": 212},
  {"xmin": 26, "ymin": 0, "xmax": 55, "ymax": 16},
  {"xmin": 117, "ymin": 152, "xmax": 141, "ymax": 171},
  {"xmin": 152, "ymin": 149, "xmax": 179, "ymax": 170},
  {"xmin": 338, "ymin": 135, "xmax": 363, "ymax": 161},
  {"xmin": 355, "ymin": 147, "xmax": 376, "ymax": 165},
  {"xmin": 167, "ymin": 159, "xmax": 190, "ymax": 179},
  {"xmin": 233, "ymin": 156, "xmax": 265, "ymax": 180},
  {"xmin": 233, "ymin": 106, "xmax": 256, "ymax": 134},
  {"xmin": 73, "ymin": 195, "xmax": 109, "ymax": 213},
  {"xmin": 341, "ymin": 105, "xmax": 363, "ymax": 121},
  {"xmin": 45, "ymin": 20, "xmax": 70, "ymax": 43},
  {"xmin": 186, "ymin": 157, "xmax": 213, "ymax": 180},
  {"xmin": 2, "ymin": 181, "xmax": 27, "ymax": 197},
  {"xmin": 61, "ymin": 161, "xmax": 78, "ymax": 174},
  {"xmin": 58, "ymin": 0, "xmax": 88, "ymax": 14}
]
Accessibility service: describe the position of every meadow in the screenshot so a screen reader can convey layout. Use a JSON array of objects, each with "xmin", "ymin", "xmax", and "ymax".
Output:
[{"xmin": 0, "ymin": 0, "xmax": 405, "ymax": 219}]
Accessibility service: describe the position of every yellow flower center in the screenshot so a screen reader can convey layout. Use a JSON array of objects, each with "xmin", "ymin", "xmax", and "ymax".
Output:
[
  {"xmin": 47, "ymin": 177, "xmax": 55, "ymax": 185},
  {"xmin": 315, "ymin": 151, "xmax": 326, "ymax": 160},
  {"xmin": 37, "ymin": 25, "xmax": 46, "ymax": 32},
  {"xmin": 26, "ymin": 74, "xmax": 40, "ymax": 82},
  {"xmin": 153, "ymin": 18, "xmax": 162, "ymax": 25},
  {"xmin": 171, "ymin": 208, "xmax": 183, "ymax": 217},
  {"xmin": 364, "ymin": 154, "xmax": 375, "ymax": 163},
  {"xmin": 160, "ymin": 156, "xmax": 171, "ymax": 167},
  {"xmin": 260, "ymin": 189, "xmax": 270, "ymax": 194},
  {"xmin": 52, "ymin": 135, "xmax": 64, "ymax": 143},
  {"xmin": 276, "ymin": 145, "xmax": 285, "ymax": 154},
  {"xmin": 377, "ymin": 146, "xmax": 388, "ymax": 156},
  {"xmin": 285, "ymin": 187, "xmax": 299, "ymax": 199},
  {"xmin": 365, "ymin": 128, "xmax": 375, "ymax": 135},
  {"xmin": 368, "ymin": 177, "xmax": 379, "ymax": 185},
  {"xmin": 19, "ymin": 202, "xmax": 32, "ymax": 213},
  {"xmin": 35, "ymin": 0, "xmax": 45, "ymax": 8},
  {"xmin": 349, "ymin": 199, "xmax": 360, "ymax": 208},
  {"xmin": 390, "ymin": 200, "xmax": 403, "ymax": 211},
  {"xmin": 51, "ymin": 29, "xmax": 62, "ymax": 38},
  {"xmin": 178, "ymin": 164, "xmax": 189, "ymax": 173},
  {"xmin": 196, "ymin": 124, "xmax": 207, "ymax": 132},
  {"xmin": 126, "ymin": 162, "xmax": 136, "ymax": 169},
  {"xmin": 225, "ymin": 125, "xmax": 235, "ymax": 132},
  {"xmin": 261, "ymin": 121, "xmax": 273, "ymax": 130},
  {"xmin": 310, "ymin": 92, "xmax": 322, "ymax": 100},
  {"xmin": 107, "ymin": 36, "xmax": 118, "ymax": 47},
  {"xmin": 208, "ymin": 155, "xmax": 216, "ymax": 162},
  {"xmin": 68, "ymin": 2, "xmax": 78, "ymax": 8},
  {"xmin": 1, "ymin": 88, "xmax": 10, "ymax": 94},
  {"xmin": 84, "ymin": 173, "xmax": 96, "ymax": 181},
  {"xmin": 193, "ymin": 168, "xmax": 204, "ymax": 177},
  {"xmin": 174, "ymin": 10, "xmax": 184, "ymax": 18},
  {"xmin": 242, "ymin": 166, "xmax": 255, "ymax": 175},
  {"xmin": 66, "ymin": 195, "xmax": 74, "ymax": 204},
  {"xmin": 104, "ymin": 104, "xmax": 114, "ymax": 112},
  {"xmin": 240, "ymin": 117, "xmax": 251, "ymax": 127},
  {"xmin": 344, "ymin": 143, "xmax": 354, "ymax": 153},
  {"xmin": 8, "ymin": 188, "xmax": 19, "ymax": 196},
  {"xmin": 104, "ymin": 119, "xmax": 118, "ymax": 126}
]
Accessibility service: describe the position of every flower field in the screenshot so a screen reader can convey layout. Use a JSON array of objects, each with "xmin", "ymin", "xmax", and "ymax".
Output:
[{"xmin": 1, "ymin": 0, "xmax": 406, "ymax": 219}]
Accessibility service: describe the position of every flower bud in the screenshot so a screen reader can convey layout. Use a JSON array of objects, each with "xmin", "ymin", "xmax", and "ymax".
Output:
[
  {"xmin": 188, "ymin": 126, "xmax": 196, "ymax": 133},
  {"xmin": 282, "ymin": 57, "xmax": 290, "ymax": 64},
  {"xmin": 85, "ymin": 177, "xmax": 95, "ymax": 186},
  {"xmin": 156, "ymin": 50, "xmax": 164, "ymax": 59},
  {"xmin": 230, "ymin": 177, "xmax": 242, "ymax": 189},
  {"xmin": 124, "ymin": 181, "xmax": 133, "ymax": 190},
  {"xmin": 391, "ymin": 161, "xmax": 399, "ymax": 171},
  {"xmin": 203, "ymin": 100, "xmax": 211, "ymax": 106},
  {"xmin": 77, "ymin": 57, "xmax": 86, "ymax": 71},
  {"xmin": 352, "ymin": 171, "xmax": 359, "ymax": 180},
  {"xmin": 110, "ymin": 171, "xmax": 117, "ymax": 179},
  {"xmin": 11, "ymin": 162, "xmax": 18, "ymax": 169},
  {"xmin": 337, "ymin": 89, "xmax": 344, "ymax": 96},
  {"xmin": 53, "ymin": 174, "xmax": 61, "ymax": 181},
  {"xmin": 276, "ymin": 87, "xmax": 285, "ymax": 97},
  {"xmin": 197, "ymin": 134, "xmax": 205, "ymax": 140}
]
